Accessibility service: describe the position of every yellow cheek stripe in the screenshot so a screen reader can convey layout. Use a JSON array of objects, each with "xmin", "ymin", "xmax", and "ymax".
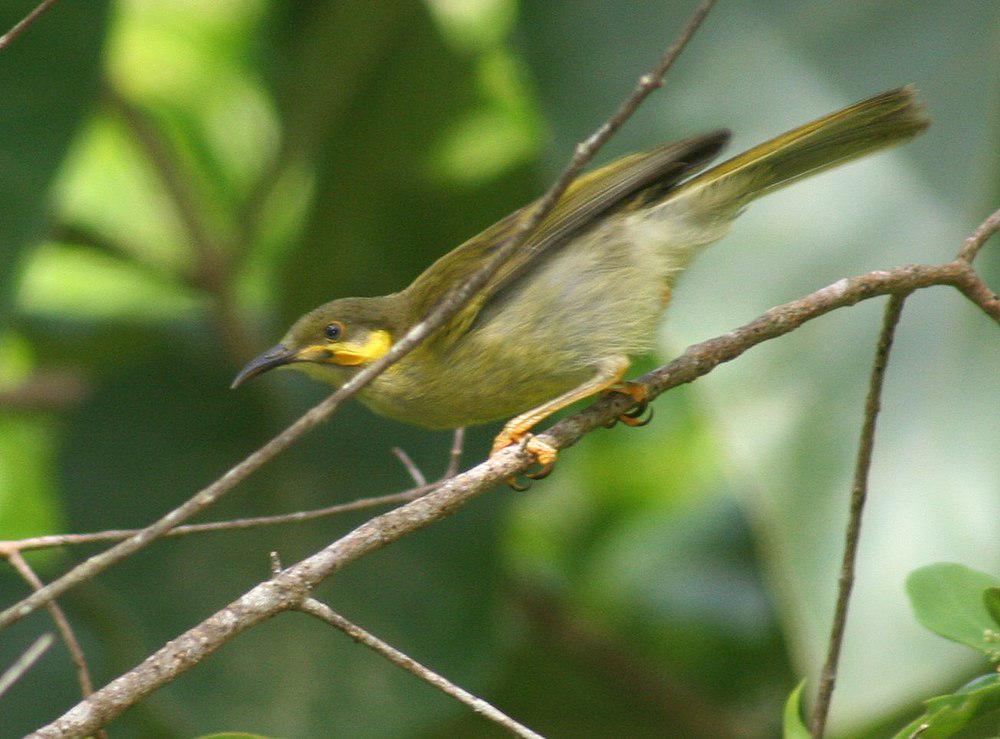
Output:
[{"xmin": 330, "ymin": 329, "xmax": 392, "ymax": 366}]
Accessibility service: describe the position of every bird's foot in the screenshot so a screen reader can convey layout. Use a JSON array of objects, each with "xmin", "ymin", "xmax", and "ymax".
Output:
[
  {"xmin": 490, "ymin": 430, "xmax": 558, "ymax": 491},
  {"xmin": 603, "ymin": 381, "xmax": 653, "ymax": 428}
]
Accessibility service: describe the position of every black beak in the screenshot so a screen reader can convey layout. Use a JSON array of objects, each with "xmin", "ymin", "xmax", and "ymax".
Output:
[{"xmin": 231, "ymin": 344, "xmax": 295, "ymax": 389}]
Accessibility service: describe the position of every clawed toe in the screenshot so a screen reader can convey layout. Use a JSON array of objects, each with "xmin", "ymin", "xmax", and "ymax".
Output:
[
  {"xmin": 619, "ymin": 399, "xmax": 653, "ymax": 426},
  {"xmin": 491, "ymin": 432, "xmax": 559, "ymax": 490},
  {"xmin": 605, "ymin": 381, "xmax": 654, "ymax": 428}
]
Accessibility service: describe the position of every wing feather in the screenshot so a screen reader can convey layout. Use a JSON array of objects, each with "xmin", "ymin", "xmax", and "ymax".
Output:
[{"xmin": 406, "ymin": 130, "xmax": 730, "ymax": 346}]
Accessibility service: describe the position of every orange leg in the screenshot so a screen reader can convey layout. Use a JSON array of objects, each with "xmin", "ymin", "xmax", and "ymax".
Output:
[{"xmin": 491, "ymin": 356, "xmax": 629, "ymax": 488}]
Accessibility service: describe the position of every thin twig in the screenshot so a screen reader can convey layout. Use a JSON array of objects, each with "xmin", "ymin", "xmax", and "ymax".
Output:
[
  {"xmin": 29, "ymin": 221, "xmax": 1000, "ymax": 736},
  {"xmin": 443, "ymin": 427, "xmax": 465, "ymax": 479},
  {"xmin": 0, "ymin": 432, "xmax": 468, "ymax": 556},
  {"xmin": 6, "ymin": 554, "xmax": 107, "ymax": 738},
  {"xmin": 6, "ymin": 554, "xmax": 97, "ymax": 698},
  {"xmin": 298, "ymin": 599, "xmax": 543, "ymax": 739},
  {"xmin": 810, "ymin": 293, "xmax": 909, "ymax": 738},
  {"xmin": 0, "ymin": 0, "xmax": 718, "ymax": 634},
  {"xmin": 0, "ymin": 485, "xmax": 436, "ymax": 554},
  {"xmin": 392, "ymin": 447, "xmax": 428, "ymax": 487},
  {"xmin": 957, "ymin": 207, "xmax": 1000, "ymax": 263},
  {"xmin": 0, "ymin": 0, "xmax": 59, "ymax": 52},
  {"xmin": 0, "ymin": 633, "xmax": 54, "ymax": 700},
  {"xmin": 0, "ymin": 436, "xmax": 471, "ymax": 555}
]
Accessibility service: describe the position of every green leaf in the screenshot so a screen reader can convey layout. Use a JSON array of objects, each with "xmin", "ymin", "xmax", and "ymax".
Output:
[
  {"xmin": 0, "ymin": 0, "xmax": 110, "ymax": 320},
  {"xmin": 783, "ymin": 680, "xmax": 811, "ymax": 739},
  {"xmin": 906, "ymin": 564, "xmax": 1000, "ymax": 657},
  {"xmin": 195, "ymin": 734, "xmax": 271, "ymax": 739},
  {"xmin": 985, "ymin": 588, "xmax": 1000, "ymax": 629},
  {"xmin": 892, "ymin": 674, "xmax": 1000, "ymax": 739}
]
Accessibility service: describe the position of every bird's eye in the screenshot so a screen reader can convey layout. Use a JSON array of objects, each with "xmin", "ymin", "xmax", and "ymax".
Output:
[{"xmin": 324, "ymin": 322, "xmax": 344, "ymax": 341}]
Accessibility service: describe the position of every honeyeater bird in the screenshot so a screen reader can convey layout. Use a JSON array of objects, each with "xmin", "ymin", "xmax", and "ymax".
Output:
[{"xmin": 233, "ymin": 86, "xmax": 928, "ymax": 485}]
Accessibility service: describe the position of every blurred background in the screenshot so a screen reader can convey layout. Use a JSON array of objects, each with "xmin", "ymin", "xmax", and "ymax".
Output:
[{"xmin": 0, "ymin": 1, "xmax": 997, "ymax": 736}]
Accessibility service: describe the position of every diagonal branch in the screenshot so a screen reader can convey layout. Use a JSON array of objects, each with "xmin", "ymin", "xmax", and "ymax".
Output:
[
  {"xmin": 6, "ymin": 553, "xmax": 97, "ymax": 699},
  {"xmin": 5, "ymin": 553, "xmax": 108, "ymax": 739},
  {"xmin": 28, "ymin": 217, "xmax": 1000, "ymax": 736},
  {"xmin": 0, "ymin": 633, "xmax": 54, "ymax": 700},
  {"xmin": 0, "ymin": 487, "xmax": 434, "ymax": 554},
  {"xmin": 810, "ymin": 292, "xmax": 909, "ymax": 738},
  {"xmin": 0, "ymin": 0, "xmax": 59, "ymax": 52},
  {"xmin": 297, "ymin": 598, "xmax": 542, "ymax": 739},
  {"xmin": 0, "ymin": 0, "xmax": 718, "ymax": 633},
  {"xmin": 0, "ymin": 434, "xmax": 468, "ymax": 554},
  {"xmin": 957, "ymin": 207, "xmax": 1000, "ymax": 263}
]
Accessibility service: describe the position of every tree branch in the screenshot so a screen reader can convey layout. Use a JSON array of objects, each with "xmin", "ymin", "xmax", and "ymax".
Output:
[
  {"xmin": 297, "ymin": 598, "xmax": 542, "ymax": 739},
  {"xmin": 28, "ymin": 216, "xmax": 1000, "ymax": 735},
  {"xmin": 392, "ymin": 447, "xmax": 428, "ymax": 486},
  {"xmin": 810, "ymin": 292, "xmax": 908, "ymax": 738},
  {"xmin": 6, "ymin": 553, "xmax": 97, "ymax": 699},
  {"xmin": 0, "ymin": 431, "xmax": 468, "ymax": 554},
  {"xmin": 0, "ymin": 487, "xmax": 435, "ymax": 554},
  {"xmin": 0, "ymin": 0, "xmax": 718, "ymax": 633},
  {"xmin": 957, "ymin": 207, "xmax": 1000, "ymax": 263},
  {"xmin": 6, "ymin": 553, "xmax": 107, "ymax": 739},
  {"xmin": 0, "ymin": 633, "xmax": 54, "ymax": 700},
  {"xmin": 444, "ymin": 427, "xmax": 466, "ymax": 479},
  {"xmin": 0, "ymin": 0, "xmax": 59, "ymax": 52}
]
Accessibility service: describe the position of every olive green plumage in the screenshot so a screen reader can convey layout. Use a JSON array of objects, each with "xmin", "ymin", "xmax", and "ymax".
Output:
[{"xmin": 233, "ymin": 87, "xmax": 929, "ymax": 429}]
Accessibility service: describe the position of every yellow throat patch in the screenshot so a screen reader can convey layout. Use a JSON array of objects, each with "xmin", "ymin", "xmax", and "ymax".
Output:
[{"xmin": 322, "ymin": 329, "xmax": 392, "ymax": 366}]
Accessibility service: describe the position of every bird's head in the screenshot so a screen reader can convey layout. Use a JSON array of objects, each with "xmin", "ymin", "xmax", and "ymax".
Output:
[{"xmin": 231, "ymin": 296, "xmax": 403, "ymax": 389}]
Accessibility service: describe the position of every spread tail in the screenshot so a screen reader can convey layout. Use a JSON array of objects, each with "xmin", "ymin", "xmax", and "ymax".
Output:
[{"xmin": 664, "ymin": 86, "xmax": 929, "ymax": 216}]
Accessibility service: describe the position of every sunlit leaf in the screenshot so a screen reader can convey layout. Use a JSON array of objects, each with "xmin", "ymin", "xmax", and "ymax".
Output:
[
  {"xmin": 783, "ymin": 680, "xmax": 810, "ymax": 739},
  {"xmin": 906, "ymin": 563, "xmax": 1000, "ymax": 658},
  {"xmin": 16, "ymin": 243, "xmax": 203, "ymax": 321}
]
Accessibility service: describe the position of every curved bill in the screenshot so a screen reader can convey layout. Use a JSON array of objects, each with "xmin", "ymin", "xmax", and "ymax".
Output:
[{"xmin": 231, "ymin": 344, "xmax": 294, "ymax": 389}]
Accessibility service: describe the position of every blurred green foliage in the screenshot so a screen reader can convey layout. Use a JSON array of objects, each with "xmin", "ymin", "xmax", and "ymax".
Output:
[
  {"xmin": 0, "ymin": 1, "xmax": 997, "ymax": 737},
  {"xmin": 893, "ymin": 675, "xmax": 1000, "ymax": 739}
]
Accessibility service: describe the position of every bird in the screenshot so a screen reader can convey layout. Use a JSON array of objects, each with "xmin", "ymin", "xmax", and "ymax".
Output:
[{"xmin": 232, "ymin": 86, "xmax": 928, "ymax": 487}]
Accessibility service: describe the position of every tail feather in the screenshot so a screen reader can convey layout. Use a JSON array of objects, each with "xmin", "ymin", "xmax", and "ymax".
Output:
[{"xmin": 665, "ymin": 86, "xmax": 929, "ymax": 215}]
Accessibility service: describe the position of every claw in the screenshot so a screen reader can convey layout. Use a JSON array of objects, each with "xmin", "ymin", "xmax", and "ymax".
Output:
[
  {"xmin": 505, "ymin": 474, "xmax": 532, "ymax": 491},
  {"xmin": 492, "ymin": 432, "xmax": 559, "ymax": 490},
  {"xmin": 619, "ymin": 400, "xmax": 653, "ymax": 427},
  {"xmin": 526, "ymin": 460, "xmax": 555, "ymax": 480},
  {"xmin": 604, "ymin": 381, "xmax": 654, "ymax": 429}
]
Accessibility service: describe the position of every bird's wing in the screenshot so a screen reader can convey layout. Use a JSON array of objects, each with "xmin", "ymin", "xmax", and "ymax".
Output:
[{"xmin": 405, "ymin": 130, "xmax": 730, "ymax": 348}]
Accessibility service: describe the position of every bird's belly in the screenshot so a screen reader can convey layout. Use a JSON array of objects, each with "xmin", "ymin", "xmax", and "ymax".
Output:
[
  {"xmin": 362, "ymin": 219, "xmax": 681, "ymax": 429},
  {"xmin": 361, "ymin": 355, "xmax": 593, "ymax": 429}
]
